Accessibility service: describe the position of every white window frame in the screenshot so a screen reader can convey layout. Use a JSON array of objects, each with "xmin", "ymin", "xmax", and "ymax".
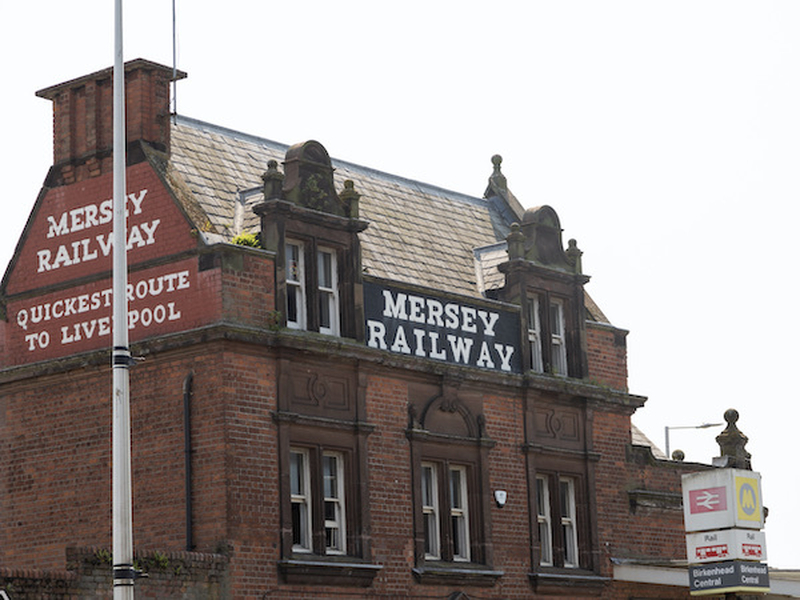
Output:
[
  {"xmin": 536, "ymin": 475, "xmax": 553, "ymax": 566},
  {"xmin": 537, "ymin": 474, "xmax": 580, "ymax": 569},
  {"xmin": 528, "ymin": 295, "xmax": 543, "ymax": 372},
  {"xmin": 559, "ymin": 477, "xmax": 578, "ymax": 567},
  {"xmin": 421, "ymin": 462, "xmax": 441, "ymax": 560},
  {"xmin": 323, "ymin": 451, "xmax": 346, "ymax": 554},
  {"xmin": 285, "ymin": 241, "xmax": 306, "ymax": 330},
  {"xmin": 317, "ymin": 248, "xmax": 339, "ymax": 336},
  {"xmin": 449, "ymin": 465, "xmax": 471, "ymax": 562},
  {"xmin": 549, "ymin": 299, "xmax": 567, "ymax": 376},
  {"xmin": 290, "ymin": 448, "xmax": 312, "ymax": 552}
]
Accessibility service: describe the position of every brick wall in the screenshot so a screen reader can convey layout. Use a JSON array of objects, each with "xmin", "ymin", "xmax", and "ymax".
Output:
[
  {"xmin": 218, "ymin": 250, "xmax": 276, "ymax": 327},
  {"xmin": 0, "ymin": 348, "xmax": 223, "ymax": 569},
  {"xmin": 586, "ymin": 322, "xmax": 628, "ymax": 391},
  {"xmin": 218, "ymin": 348, "xmax": 280, "ymax": 596},
  {"xmin": 0, "ymin": 342, "xmax": 695, "ymax": 598},
  {"xmin": 364, "ymin": 373, "xmax": 415, "ymax": 596},
  {"xmin": 0, "ymin": 547, "xmax": 228, "ymax": 599},
  {"xmin": 482, "ymin": 390, "xmax": 533, "ymax": 598},
  {"xmin": 593, "ymin": 408, "xmax": 696, "ymax": 567}
]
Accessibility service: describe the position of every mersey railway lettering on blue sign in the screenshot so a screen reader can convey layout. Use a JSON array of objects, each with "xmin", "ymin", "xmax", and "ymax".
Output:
[{"xmin": 364, "ymin": 282, "xmax": 521, "ymax": 373}]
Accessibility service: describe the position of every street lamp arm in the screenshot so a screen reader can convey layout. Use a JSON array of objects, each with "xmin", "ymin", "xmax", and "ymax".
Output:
[{"xmin": 664, "ymin": 423, "xmax": 723, "ymax": 459}]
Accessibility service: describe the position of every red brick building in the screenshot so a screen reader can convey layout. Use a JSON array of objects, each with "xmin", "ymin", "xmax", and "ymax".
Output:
[{"xmin": 0, "ymin": 59, "xmax": 718, "ymax": 598}]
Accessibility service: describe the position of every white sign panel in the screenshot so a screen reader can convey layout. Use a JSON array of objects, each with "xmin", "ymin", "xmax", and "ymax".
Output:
[
  {"xmin": 682, "ymin": 469, "xmax": 763, "ymax": 532},
  {"xmin": 686, "ymin": 529, "xmax": 767, "ymax": 563}
]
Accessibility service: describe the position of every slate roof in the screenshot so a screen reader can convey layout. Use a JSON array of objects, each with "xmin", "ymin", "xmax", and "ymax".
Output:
[
  {"xmin": 169, "ymin": 116, "xmax": 618, "ymax": 329},
  {"xmin": 169, "ymin": 116, "xmax": 516, "ymax": 298},
  {"xmin": 631, "ymin": 424, "xmax": 667, "ymax": 460}
]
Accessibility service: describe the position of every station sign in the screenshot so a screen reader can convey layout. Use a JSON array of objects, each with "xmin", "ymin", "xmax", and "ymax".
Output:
[
  {"xmin": 686, "ymin": 528, "xmax": 767, "ymax": 563},
  {"xmin": 364, "ymin": 281, "xmax": 522, "ymax": 373},
  {"xmin": 682, "ymin": 469, "xmax": 763, "ymax": 532},
  {"xmin": 689, "ymin": 560, "xmax": 769, "ymax": 596}
]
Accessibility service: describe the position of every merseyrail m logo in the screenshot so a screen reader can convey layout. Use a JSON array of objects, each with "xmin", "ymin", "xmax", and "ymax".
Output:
[{"xmin": 736, "ymin": 475, "xmax": 761, "ymax": 522}]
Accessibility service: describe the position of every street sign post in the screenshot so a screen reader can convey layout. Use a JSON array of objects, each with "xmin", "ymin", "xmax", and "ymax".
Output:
[{"xmin": 682, "ymin": 467, "xmax": 769, "ymax": 595}]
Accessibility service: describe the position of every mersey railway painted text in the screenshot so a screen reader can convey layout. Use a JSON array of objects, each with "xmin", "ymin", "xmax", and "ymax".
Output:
[{"xmin": 36, "ymin": 189, "xmax": 160, "ymax": 273}]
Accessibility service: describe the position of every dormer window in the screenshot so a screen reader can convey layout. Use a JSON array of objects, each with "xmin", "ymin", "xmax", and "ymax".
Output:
[
  {"xmin": 528, "ymin": 296, "xmax": 543, "ymax": 372},
  {"xmin": 317, "ymin": 248, "xmax": 339, "ymax": 336},
  {"xmin": 528, "ymin": 293, "xmax": 569, "ymax": 376},
  {"xmin": 255, "ymin": 141, "xmax": 368, "ymax": 343},
  {"xmin": 286, "ymin": 241, "xmax": 306, "ymax": 330},
  {"xmin": 549, "ymin": 299, "xmax": 567, "ymax": 376},
  {"xmin": 285, "ymin": 239, "xmax": 340, "ymax": 336}
]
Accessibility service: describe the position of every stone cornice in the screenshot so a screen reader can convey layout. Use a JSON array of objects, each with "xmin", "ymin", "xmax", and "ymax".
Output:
[{"xmin": 0, "ymin": 323, "xmax": 644, "ymax": 412}]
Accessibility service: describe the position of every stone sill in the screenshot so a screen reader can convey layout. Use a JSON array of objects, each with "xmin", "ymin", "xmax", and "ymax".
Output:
[
  {"xmin": 412, "ymin": 563, "xmax": 503, "ymax": 587},
  {"xmin": 529, "ymin": 569, "xmax": 608, "ymax": 595},
  {"xmin": 277, "ymin": 558, "xmax": 382, "ymax": 587}
]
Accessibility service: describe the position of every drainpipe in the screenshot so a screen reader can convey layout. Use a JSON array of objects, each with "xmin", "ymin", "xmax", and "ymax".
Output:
[{"xmin": 183, "ymin": 372, "xmax": 194, "ymax": 551}]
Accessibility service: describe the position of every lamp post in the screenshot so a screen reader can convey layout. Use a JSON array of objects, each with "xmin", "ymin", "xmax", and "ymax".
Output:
[
  {"xmin": 664, "ymin": 422, "xmax": 723, "ymax": 459},
  {"xmin": 112, "ymin": 0, "xmax": 135, "ymax": 597}
]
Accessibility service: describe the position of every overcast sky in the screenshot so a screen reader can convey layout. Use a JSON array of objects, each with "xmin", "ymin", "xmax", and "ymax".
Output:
[{"xmin": 2, "ymin": 1, "xmax": 798, "ymax": 568}]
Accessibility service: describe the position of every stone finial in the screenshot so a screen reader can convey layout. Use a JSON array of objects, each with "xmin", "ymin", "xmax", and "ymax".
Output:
[
  {"xmin": 506, "ymin": 223, "xmax": 524, "ymax": 260},
  {"xmin": 407, "ymin": 403, "xmax": 421, "ymax": 430},
  {"xmin": 565, "ymin": 238, "xmax": 583, "ymax": 274},
  {"xmin": 261, "ymin": 160, "xmax": 284, "ymax": 200},
  {"xmin": 484, "ymin": 154, "xmax": 508, "ymax": 200},
  {"xmin": 338, "ymin": 180, "xmax": 361, "ymax": 219},
  {"xmin": 490, "ymin": 154, "xmax": 507, "ymax": 191},
  {"xmin": 715, "ymin": 408, "xmax": 752, "ymax": 470},
  {"xmin": 483, "ymin": 153, "xmax": 526, "ymax": 220}
]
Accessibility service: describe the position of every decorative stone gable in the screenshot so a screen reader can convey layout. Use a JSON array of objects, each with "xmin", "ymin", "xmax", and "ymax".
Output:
[
  {"xmin": 281, "ymin": 140, "xmax": 358, "ymax": 217},
  {"xmin": 254, "ymin": 140, "xmax": 368, "ymax": 340},
  {"xmin": 507, "ymin": 206, "xmax": 583, "ymax": 274},
  {"xmin": 498, "ymin": 202, "xmax": 590, "ymax": 378}
]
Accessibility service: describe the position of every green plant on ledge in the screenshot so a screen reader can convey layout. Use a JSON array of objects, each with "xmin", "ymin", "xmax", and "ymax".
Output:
[
  {"xmin": 93, "ymin": 548, "xmax": 113, "ymax": 565},
  {"xmin": 231, "ymin": 232, "xmax": 261, "ymax": 248},
  {"xmin": 148, "ymin": 550, "xmax": 170, "ymax": 570},
  {"xmin": 267, "ymin": 309, "xmax": 283, "ymax": 331}
]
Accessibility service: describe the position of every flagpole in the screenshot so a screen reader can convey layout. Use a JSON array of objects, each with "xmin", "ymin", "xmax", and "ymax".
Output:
[{"xmin": 112, "ymin": 0, "xmax": 135, "ymax": 597}]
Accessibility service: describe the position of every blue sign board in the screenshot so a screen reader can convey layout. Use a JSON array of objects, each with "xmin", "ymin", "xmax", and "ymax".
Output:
[
  {"xmin": 689, "ymin": 560, "xmax": 769, "ymax": 596},
  {"xmin": 364, "ymin": 281, "xmax": 522, "ymax": 373}
]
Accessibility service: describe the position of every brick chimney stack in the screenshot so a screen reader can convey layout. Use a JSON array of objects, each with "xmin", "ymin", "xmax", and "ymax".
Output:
[{"xmin": 36, "ymin": 59, "xmax": 186, "ymax": 185}]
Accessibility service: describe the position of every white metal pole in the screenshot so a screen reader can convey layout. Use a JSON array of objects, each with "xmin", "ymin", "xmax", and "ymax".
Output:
[{"xmin": 112, "ymin": 0, "xmax": 135, "ymax": 596}]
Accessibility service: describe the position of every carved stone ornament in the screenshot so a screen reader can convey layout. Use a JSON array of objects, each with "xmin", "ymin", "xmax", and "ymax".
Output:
[
  {"xmin": 282, "ymin": 140, "xmax": 348, "ymax": 217},
  {"xmin": 518, "ymin": 206, "xmax": 582, "ymax": 274},
  {"xmin": 715, "ymin": 408, "xmax": 752, "ymax": 470}
]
